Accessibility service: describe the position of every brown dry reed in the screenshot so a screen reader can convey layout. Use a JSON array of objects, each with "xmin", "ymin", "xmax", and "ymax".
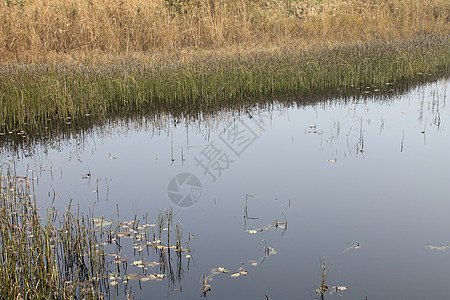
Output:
[
  {"xmin": 0, "ymin": 0, "xmax": 448, "ymax": 62},
  {"xmin": 0, "ymin": 0, "xmax": 448, "ymax": 137}
]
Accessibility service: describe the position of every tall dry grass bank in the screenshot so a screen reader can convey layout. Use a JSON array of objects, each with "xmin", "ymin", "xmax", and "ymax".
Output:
[{"xmin": 0, "ymin": 0, "xmax": 448, "ymax": 62}]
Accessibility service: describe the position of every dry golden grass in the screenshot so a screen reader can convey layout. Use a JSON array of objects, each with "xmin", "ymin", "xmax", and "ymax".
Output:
[{"xmin": 0, "ymin": 0, "xmax": 448, "ymax": 62}]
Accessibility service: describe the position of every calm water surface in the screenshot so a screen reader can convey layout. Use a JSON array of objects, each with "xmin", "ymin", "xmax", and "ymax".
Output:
[{"xmin": 1, "ymin": 80, "xmax": 449, "ymax": 299}]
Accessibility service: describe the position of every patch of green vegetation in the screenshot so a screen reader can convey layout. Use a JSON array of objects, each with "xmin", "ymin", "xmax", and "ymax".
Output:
[
  {"xmin": 0, "ymin": 170, "xmax": 191, "ymax": 298},
  {"xmin": 0, "ymin": 170, "xmax": 108, "ymax": 298},
  {"xmin": 0, "ymin": 34, "xmax": 448, "ymax": 139}
]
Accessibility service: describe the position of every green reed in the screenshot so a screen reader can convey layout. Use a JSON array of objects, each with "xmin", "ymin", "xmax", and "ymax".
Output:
[
  {"xmin": 0, "ymin": 34, "xmax": 448, "ymax": 135},
  {"xmin": 0, "ymin": 170, "xmax": 109, "ymax": 299},
  {"xmin": 0, "ymin": 169, "xmax": 192, "ymax": 298}
]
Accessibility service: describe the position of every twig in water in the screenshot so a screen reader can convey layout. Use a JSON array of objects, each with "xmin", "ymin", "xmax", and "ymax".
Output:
[
  {"xmin": 400, "ymin": 130, "xmax": 405, "ymax": 152},
  {"xmin": 343, "ymin": 243, "xmax": 360, "ymax": 253}
]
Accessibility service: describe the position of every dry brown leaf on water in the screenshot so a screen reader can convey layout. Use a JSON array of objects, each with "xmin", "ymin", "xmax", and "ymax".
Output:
[
  {"xmin": 239, "ymin": 270, "xmax": 248, "ymax": 275},
  {"xmin": 247, "ymin": 228, "xmax": 263, "ymax": 234},
  {"xmin": 426, "ymin": 243, "xmax": 449, "ymax": 251},
  {"xmin": 146, "ymin": 261, "xmax": 160, "ymax": 267}
]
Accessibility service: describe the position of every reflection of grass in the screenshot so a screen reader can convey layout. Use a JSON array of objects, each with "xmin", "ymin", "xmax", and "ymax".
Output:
[
  {"xmin": 0, "ymin": 169, "xmax": 192, "ymax": 298},
  {"xmin": 0, "ymin": 34, "xmax": 448, "ymax": 136}
]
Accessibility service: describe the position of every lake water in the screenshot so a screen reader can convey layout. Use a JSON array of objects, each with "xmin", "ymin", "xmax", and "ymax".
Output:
[{"xmin": 1, "ymin": 79, "xmax": 449, "ymax": 299}]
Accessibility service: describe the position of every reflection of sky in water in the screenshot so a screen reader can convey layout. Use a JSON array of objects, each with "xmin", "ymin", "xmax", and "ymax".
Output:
[{"xmin": 2, "ymin": 80, "xmax": 449, "ymax": 299}]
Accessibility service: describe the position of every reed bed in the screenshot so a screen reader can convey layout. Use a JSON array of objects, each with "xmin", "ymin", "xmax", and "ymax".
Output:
[
  {"xmin": 0, "ymin": 170, "xmax": 191, "ymax": 298},
  {"xmin": 0, "ymin": 34, "xmax": 448, "ymax": 136},
  {"xmin": 0, "ymin": 170, "xmax": 109, "ymax": 298},
  {"xmin": 0, "ymin": 0, "xmax": 448, "ymax": 136},
  {"xmin": 0, "ymin": 0, "xmax": 448, "ymax": 62}
]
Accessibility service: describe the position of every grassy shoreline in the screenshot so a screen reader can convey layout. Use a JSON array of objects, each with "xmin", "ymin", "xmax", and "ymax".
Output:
[
  {"xmin": 0, "ymin": 0, "xmax": 449, "ymax": 137},
  {"xmin": 0, "ymin": 34, "xmax": 449, "ymax": 135}
]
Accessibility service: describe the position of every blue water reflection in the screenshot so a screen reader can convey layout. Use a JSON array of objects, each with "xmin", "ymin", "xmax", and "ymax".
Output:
[{"xmin": 1, "ymin": 79, "xmax": 449, "ymax": 299}]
